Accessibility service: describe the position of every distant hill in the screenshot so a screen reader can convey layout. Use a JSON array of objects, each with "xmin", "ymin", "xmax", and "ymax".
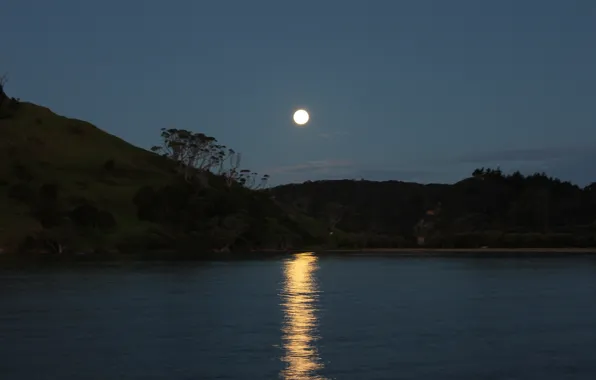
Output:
[{"xmin": 272, "ymin": 169, "xmax": 596, "ymax": 248}]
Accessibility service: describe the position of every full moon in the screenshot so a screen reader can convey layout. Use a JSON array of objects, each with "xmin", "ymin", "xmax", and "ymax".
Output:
[{"xmin": 293, "ymin": 109, "xmax": 310, "ymax": 126}]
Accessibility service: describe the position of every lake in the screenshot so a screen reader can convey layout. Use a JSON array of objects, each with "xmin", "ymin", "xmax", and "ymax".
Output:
[{"xmin": 2, "ymin": 252, "xmax": 596, "ymax": 379}]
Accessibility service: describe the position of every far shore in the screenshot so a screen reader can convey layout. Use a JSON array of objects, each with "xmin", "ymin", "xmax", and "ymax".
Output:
[
  {"xmin": 2, "ymin": 247, "xmax": 596, "ymax": 265},
  {"xmin": 314, "ymin": 247, "xmax": 596, "ymax": 253}
]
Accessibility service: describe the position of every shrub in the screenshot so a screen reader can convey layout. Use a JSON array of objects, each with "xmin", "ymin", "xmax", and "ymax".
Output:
[
  {"xmin": 97, "ymin": 210, "xmax": 117, "ymax": 230},
  {"xmin": 32, "ymin": 203, "xmax": 63, "ymax": 229},
  {"xmin": 12, "ymin": 163, "xmax": 33, "ymax": 182},
  {"xmin": 103, "ymin": 159, "xmax": 116, "ymax": 171},
  {"xmin": 69, "ymin": 203, "xmax": 100, "ymax": 228},
  {"xmin": 7, "ymin": 182, "xmax": 36, "ymax": 203},
  {"xmin": 39, "ymin": 183, "xmax": 59, "ymax": 202},
  {"xmin": 69, "ymin": 203, "xmax": 117, "ymax": 231}
]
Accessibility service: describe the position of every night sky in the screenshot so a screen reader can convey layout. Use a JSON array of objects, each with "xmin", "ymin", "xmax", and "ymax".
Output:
[{"xmin": 3, "ymin": 0, "xmax": 596, "ymax": 185}]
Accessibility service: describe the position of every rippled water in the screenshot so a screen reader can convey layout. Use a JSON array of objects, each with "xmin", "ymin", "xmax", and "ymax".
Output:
[
  {"xmin": 2, "ymin": 253, "xmax": 596, "ymax": 379},
  {"xmin": 280, "ymin": 253, "xmax": 324, "ymax": 379}
]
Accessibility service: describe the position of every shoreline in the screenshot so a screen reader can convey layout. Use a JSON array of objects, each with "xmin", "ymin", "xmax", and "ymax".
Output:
[
  {"xmin": 2, "ymin": 247, "xmax": 596, "ymax": 267},
  {"xmin": 316, "ymin": 248, "xmax": 596, "ymax": 254}
]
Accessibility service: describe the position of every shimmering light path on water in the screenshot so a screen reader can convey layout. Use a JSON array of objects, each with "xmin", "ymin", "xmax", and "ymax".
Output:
[
  {"xmin": 1, "ymin": 254, "xmax": 596, "ymax": 379},
  {"xmin": 280, "ymin": 252, "xmax": 324, "ymax": 379}
]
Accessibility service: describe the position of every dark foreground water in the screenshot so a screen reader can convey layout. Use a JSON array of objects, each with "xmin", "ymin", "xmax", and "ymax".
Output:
[{"xmin": 2, "ymin": 253, "xmax": 596, "ymax": 379}]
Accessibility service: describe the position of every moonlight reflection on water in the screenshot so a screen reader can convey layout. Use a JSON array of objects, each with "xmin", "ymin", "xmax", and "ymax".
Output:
[{"xmin": 280, "ymin": 252, "xmax": 326, "ymax": 380}]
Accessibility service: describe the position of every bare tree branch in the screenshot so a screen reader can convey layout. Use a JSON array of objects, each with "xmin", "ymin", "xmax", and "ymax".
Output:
[
  {"xmin": 153, "ymin": 127, "xmax": 273, "ymax": 189},
  {"xmin": 0, "ymin": 73, "xmax": 7, "ymax": 90},
  {"xmin": 0, "ymin": 73, "xmax": 10, "ymax": 114}
]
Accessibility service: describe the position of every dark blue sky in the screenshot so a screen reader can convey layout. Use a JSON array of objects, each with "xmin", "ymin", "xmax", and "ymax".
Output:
[{"xmin": 3, "ymin": 0, "xmax": 596, "ymax": 185}]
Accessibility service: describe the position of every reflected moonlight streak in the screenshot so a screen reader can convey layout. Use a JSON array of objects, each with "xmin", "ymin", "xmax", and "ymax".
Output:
[{"xmin": 280, "ymin": 252, "xmax": 326, "ymax": 380}]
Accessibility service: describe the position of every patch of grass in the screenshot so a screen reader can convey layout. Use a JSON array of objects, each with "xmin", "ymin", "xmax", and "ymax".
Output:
[{"xmin": 0, "ymin": 101, "xmax": 176, "ymax": 246}]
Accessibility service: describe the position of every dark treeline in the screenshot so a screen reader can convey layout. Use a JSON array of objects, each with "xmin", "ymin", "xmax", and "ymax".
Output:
[{"xmin": 273, "ymin": 167, "xmax": 596, "ymax": 249}]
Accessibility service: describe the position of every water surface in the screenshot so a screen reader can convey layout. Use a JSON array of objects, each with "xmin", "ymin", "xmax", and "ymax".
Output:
[{"xmin": 2, "ymin": 253, "xmax": 596, "ymax": 379}]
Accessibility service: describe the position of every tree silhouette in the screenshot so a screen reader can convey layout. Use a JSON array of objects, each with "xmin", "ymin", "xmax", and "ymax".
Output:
[
  {"xmin": 0, "ymin": 73, "xmax": 8, "ymax": 111},
  {"xmin": 151, "ymin": 127, "xmax": 269, "ymax": 189}
]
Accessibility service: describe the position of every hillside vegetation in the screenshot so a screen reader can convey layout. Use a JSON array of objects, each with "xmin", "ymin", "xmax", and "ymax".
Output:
[
  {"xmin": 0, "ymin": 86, "xmax": 326, "ymax": 256},
  {"xmin": 0, "ymin": 98, "xmax": 169, "ymax": 249},
  {"xmin": 273, "ymin": 169, "xmax": 596, "ymax": 248},
  {"xmin": 1, "ymin": 84, "xmax": 596, "ymax": 256}
]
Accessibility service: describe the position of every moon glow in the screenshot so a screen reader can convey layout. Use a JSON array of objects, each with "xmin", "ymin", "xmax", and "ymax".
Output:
[{"xmin": 293, "ymin": 109, "xmax": 310, "ymax": 126}]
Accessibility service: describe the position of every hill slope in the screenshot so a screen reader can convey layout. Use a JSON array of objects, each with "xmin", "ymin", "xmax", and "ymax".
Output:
[
  {"xmin": 272, "ymin": 172, "xmax": 596, "ymax": 248},
  {"xmin": 0, "ymin": 97, "xmax": 327, "ymax": 254},
  {"xmin": 0, "ymin": 99, "xmax": 177, "ymax": 246}
]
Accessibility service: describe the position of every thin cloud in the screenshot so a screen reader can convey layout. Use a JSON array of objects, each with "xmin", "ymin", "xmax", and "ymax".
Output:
[
  {"xmin": 268, "ymin": 160, "xmax": 446, "ymax": 185},
  {"xmin": 355, "ymin": 168, "xmax": 438, "ymax": 182},
  {"xmin": 456, "ymin": 144, "xmax": 596, "ymax": 164},
  {"xmin": 318, "ymin": 130, "xmax": 350, "ymax": 139},
  {"xmin": 268, "ymin": 159, "xmax": 353, "ymax": 175}
]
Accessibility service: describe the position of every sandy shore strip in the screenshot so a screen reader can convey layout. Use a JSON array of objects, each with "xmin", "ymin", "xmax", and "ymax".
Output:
[{"xmin": 316, "ymin": 248, "xmax": 596, "ymax": 253}]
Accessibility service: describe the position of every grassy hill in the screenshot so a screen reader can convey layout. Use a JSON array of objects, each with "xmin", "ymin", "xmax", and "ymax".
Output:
[
  {"xmin": 0, "ymin": 94, "xmax": 329, "ymax": 255},
  {"xmin": 0, "ymin": 98, "xmax": 177, "ymax": 248}
]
